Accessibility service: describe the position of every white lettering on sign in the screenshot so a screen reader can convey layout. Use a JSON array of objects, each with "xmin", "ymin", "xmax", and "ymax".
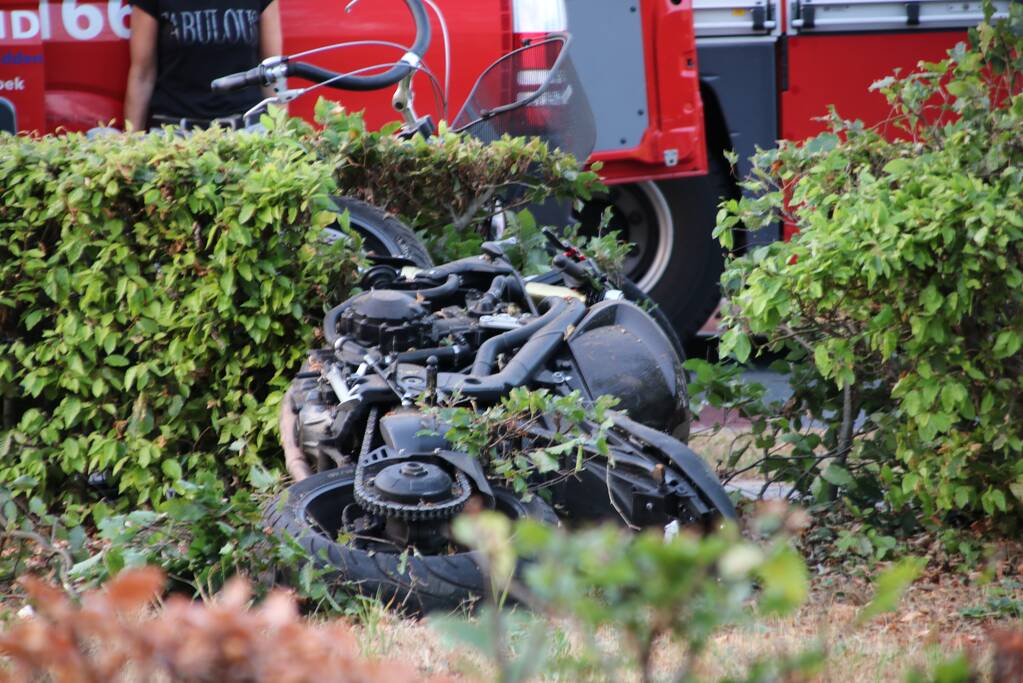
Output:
[
  {"xmin": 0, "ymin": 77, "xmax": 27, "ymax": 91},
  {"xmin": 62, "ymin": 0, "xmax": 103, "ymax": 40},
  {"xmin": 0, "ymin": 1, "xmax": 131, "ymax": 41},
  {"xmin": 12, "ymin": 10, "xmax": 40, "ymax": 38},
  {"xmin": 107, "ymin": 0, "xmax": 129, "ymax": 38},
  {"xmin": 40, "ymin": 0, "xmax": 51, "ymax": 39}
]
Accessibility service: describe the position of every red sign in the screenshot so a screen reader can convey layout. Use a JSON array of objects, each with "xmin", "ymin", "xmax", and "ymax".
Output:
[{"xmin": 0, "ymin": 0, "xmax": 45, "ymax": 132}]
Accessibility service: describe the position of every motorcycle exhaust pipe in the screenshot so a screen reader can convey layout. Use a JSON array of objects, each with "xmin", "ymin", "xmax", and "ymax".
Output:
[{"xmin": 280, "ymin": 387, "xmax": 314, "ymax": 482}]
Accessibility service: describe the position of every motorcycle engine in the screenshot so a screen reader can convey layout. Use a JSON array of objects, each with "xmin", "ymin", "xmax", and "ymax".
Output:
[
  {"xmin": 291, "ymin": 269, "xmax": 690, "ymax": 473},
  {"xmin": 337, "ymin": 290, "xmax": 432, "ymax": 353}
]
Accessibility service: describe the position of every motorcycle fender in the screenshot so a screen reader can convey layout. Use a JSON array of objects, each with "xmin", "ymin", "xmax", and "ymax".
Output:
[{"xmin": 611, "ymin": 413, "xmax": 737, "ymax": 520}]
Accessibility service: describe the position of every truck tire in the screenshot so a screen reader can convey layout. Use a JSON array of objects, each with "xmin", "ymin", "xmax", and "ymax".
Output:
[
  {"xmin": 323, "ymin": 196, "xmax": 433, "ymax": 268},
  {"xmin": 265, "ymin": 467, "xmax": 558, "ymax": 614},
  {"xmin": 578, "ymin": 155, "xmax": 731, "ymax": 341}
]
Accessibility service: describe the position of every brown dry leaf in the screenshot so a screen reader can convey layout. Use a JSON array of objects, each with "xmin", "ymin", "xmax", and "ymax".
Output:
[
  {"xmin": 102, "ymin": 565, "xmax": 164, "ymax": 612},
  {"xmin": 899, "ymin": 610, "xmax": 923, "ymax": 624},
  {"xmin": 0, "ymin": 569, "xmax": 451, "ymax": 683}
]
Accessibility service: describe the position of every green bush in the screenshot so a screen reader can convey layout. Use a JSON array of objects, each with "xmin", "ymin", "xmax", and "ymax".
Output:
[
  {"xmin": 0, "ymin": 116, "xmax": 359, "ymax": 510},
  {"xmin": 714, "ymin": 4, "xmax": 1023, "ymax": 527},
  {"xmin": 0, "ymin": 101, "xmax": 599, "ymax": 512},
  {"xmin": 438, "ymin": 510, "xmax": 815, "ymax": 683},
  {"xmin": 311, "ymin": 100, "xmax": 603, "ymax": 262}
]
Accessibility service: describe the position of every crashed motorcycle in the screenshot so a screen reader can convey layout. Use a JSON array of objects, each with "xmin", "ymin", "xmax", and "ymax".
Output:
[
  {"xmin": 210, "ymin": 0, "xmax": 734, "ymax": 611},
  {"xmin": 268, "ymin": 232, "xmax": 736, "ymax": 613}
]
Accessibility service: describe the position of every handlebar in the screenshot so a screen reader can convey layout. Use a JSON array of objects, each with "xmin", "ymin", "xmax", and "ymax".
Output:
[
  {"xmin": 211, "ymin": 0, "xmax": 431, "ymax": 94},
  {"xmin": 552, "ymin": 254, "xmax": 591, "ymax": 283},
  {"xmin": 210, "ymin": 65, "xmax": 266, "ymax": 93}
]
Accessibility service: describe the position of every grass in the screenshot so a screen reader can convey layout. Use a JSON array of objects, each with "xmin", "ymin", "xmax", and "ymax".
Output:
[
  {"xmin": 346, "ymin": 571, "xmax": 1021, "ymax": 682},
  {"xmin": 334, "ymin": 426, "xmax": 1023, "ymax": 681}
]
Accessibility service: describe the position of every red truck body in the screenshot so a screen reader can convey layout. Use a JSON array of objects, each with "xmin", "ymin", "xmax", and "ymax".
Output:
[
  {"xmin": 0, "ymin": 0, "xmax": 705, "ymax": 186},
  {"xmin": 781, "ymin": 30, "xmax": 964, "ymax": 141}
]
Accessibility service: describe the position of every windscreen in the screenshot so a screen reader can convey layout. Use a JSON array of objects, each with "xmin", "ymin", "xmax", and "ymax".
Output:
[{"xmin": 451, "ymin": 37, "xmax": 596, "ymax": 163}]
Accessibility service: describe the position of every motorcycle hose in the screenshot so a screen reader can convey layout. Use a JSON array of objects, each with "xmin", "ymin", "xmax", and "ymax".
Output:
[
  {"xmin": 394, "ymin": 344, "xmax": 469, "ymax": 365},
  {"xmin": 322, "ymin": 300, "xmax": 354, "ymax": 347},
  {"xmin": 470, "ymin": 296, "xmax": 569, "ymax": 375},
  {"xmin": 416, "ymin": 273, "xmax": 460, "ymax": 301},
  {"xmin": 447, "ymin": 297, "xmax": 586, "ymax": 402},
  {"xmin": 489, "ymin": 301, "xmax": 584, "ymax": 387}
]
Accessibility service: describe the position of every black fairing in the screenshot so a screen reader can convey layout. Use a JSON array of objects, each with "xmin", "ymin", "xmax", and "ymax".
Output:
[{"xmin": 567, "ymin": 300, "xmax": 687, "ymax": 434}]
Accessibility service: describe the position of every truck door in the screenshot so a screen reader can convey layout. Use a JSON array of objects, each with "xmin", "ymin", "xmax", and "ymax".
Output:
[{"xmin": 566, "ymin": 0, "xmax": 728, "ymax": 342}]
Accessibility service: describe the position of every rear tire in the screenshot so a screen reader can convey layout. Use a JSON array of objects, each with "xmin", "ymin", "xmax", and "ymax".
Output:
[
  {"xmin": 323, "ymin": 196, "xmax": 433, "ymax": 268},
  {"xmin": 577, "ymin": 154, "xmax": 732, "ymax": 341},
  {"xmin": 265, "ymin": 467, "xmax": 557, "ymax": 614}
]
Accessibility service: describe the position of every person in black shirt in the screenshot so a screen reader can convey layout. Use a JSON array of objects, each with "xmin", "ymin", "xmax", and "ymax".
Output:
[{"xmin": 123, "ymin": 0, "xmax": 282, "ymax": 130}]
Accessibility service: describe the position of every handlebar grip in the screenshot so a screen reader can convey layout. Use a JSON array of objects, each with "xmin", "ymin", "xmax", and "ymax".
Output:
[
  {"xmin": 211, "ymin": 65, "xmax": 266, "ymax": 93},
  {"xmin": 553, "ymin": 254, "xmax": 591, "ymax": 282}
]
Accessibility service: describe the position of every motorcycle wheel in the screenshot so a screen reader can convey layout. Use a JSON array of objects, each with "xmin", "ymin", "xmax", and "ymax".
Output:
[
  {"xmin": 323, "ymin": 196, "xmax": 433, "ymax": 268},
  {"xmin": 265, "ymin": 466, "xmax": 558, "ymax": 614}
]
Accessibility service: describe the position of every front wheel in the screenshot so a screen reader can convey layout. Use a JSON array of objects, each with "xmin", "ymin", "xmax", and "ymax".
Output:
[
  {"xmin": 265, "ymin": 467, "xmax": 558, "ymax": 614},
  {"xmin": 323, "ymin": 196, "xmax": 433, "ymax": 268}
]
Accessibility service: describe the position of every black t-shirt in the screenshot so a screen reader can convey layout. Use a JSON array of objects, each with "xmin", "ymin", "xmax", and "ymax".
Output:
[{"xmin": 131, "ymin": 0, "xmax": 272, "ymax": 120}]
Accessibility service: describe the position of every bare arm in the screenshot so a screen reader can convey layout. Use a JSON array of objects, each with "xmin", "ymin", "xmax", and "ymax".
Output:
[
  {"xmin": 260, "ymin": 1, "xmax": 283, "ymax": 99},
  {"xmin": 123, "ymin": 8, "xmax": 158, "ymax": 131}
]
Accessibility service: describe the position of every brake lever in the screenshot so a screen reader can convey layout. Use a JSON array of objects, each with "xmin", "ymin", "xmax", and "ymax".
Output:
[{"xmin": 242, "ymin": 89, "xmax": 304, "ymax": 121}]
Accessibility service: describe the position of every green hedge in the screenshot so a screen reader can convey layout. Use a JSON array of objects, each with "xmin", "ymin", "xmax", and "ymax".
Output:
[
  {"xmin": 312, "ymin": 100, "xmax": 603, "ymax": 261},
  {"xmin": 0, "ymin": 105, "xmax": 598, "ymax": 511},
  {"xmin": 0, "ymin": 117, "xmax": 358, "ymax": 508},
  {"xmin": 715, "ymin": 4, "xmax": 1023, "ymax": 526}
]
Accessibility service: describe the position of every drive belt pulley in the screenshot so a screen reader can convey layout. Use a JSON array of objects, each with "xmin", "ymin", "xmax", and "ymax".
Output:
[{"xmin": 354, "ymin": 446, "xmax": 471, "ymax": 521}]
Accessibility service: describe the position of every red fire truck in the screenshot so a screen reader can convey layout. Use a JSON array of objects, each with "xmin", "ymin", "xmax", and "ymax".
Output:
[{"xmin": 0, "ymin": 0, "xmax": 1005, "ymax": 337}]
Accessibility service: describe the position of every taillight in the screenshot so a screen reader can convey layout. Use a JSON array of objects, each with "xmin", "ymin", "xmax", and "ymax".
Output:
[
  {"xmin": 511, "ymin": 0, "xmax": 568, "ymax": 36},
  {"xmin": 509, "ymin": 0, "xmax": 569, "ymax": 134}
]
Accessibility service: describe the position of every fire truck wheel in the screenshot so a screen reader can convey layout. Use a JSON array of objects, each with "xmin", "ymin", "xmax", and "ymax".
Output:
[{"xmin": 578, "ymin": 155, "xmax": 730, "ymax": 341}]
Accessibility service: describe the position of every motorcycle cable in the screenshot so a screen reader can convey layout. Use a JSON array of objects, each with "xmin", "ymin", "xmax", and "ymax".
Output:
[
  {"xmin": 243, "ymin": 60, "xmax": 445, "ymax": 124},
  {"xmin": 421, "ymin": 0, "xmax": 451, "ymax": 111},
  {"xmin": 285, "ymin": 39, "xmax": 448, "ymax": 118}
]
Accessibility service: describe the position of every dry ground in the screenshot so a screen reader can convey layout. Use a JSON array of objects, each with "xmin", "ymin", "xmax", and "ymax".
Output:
[
  {"xmin": 339, "ymin": 425, "xmax": 1023, "ymax": 682},
  {"xmin": 349, "ymin": 567, "xmax": 1021, "ymax": 682}
]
